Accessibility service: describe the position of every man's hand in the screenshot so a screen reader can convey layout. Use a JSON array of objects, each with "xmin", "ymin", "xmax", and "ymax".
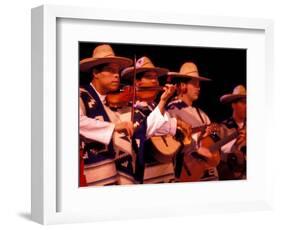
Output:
[
  {"xmin": 160, "ymin": 84, "xmax": 176, "ymax": 103},
  {"xmin": 197, "ymin": 146, "xmax": 213, "ymax": 159},
  {"xmin": 235, "ymin": 126, "xmax": 246, "ymax": 146},
  {"xmin": 202, "ymin": 123, "xmax": 220, "ymax": 138},
  {"xmin": 158, "ymin": 84, "xmax": 176, "ymax": 115},
  {"xmin": 235, "ymin": 127, "xmax": 246, "ymax": 149},
  {"xmin": 197, "ymin": 146, "xmax": 220, "ymax": 167},
  {"xmin": 114, "ymin": 121, "xmax": 134, "ymax": 137}
]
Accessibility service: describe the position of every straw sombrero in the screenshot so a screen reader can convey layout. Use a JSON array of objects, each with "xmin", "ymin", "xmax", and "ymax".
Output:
[
  {"xmin": 167, "ymin": 62, "xmax": 211, "ymax": 81},
  {"xmin": 220, "ymin": 85, "xmax": 246, "ymax": 104},
  {"xmin": 121, "ymin": 56, "xmax": 168, "ymax": 79},
  {"xmin": 80, "ymin": 44, "xmax": 133, "ymax": 72}
]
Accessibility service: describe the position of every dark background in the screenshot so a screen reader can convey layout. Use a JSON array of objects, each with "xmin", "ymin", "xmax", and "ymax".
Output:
[{"xmin": 79, "ymin": 42, "xmax": 246, "ymax": 123}]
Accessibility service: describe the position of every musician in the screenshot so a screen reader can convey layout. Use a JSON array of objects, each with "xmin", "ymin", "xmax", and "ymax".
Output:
[
  {"xmin": 79, "ymin": 44, "xmax": 135, "ymax": 186},
  {"xmin": 167, "ymin": 62, "xmax": 220, "ymax": 182},
  {"xmin": 120, "ymin": 56, "xmax": 191, "ymax": 184},
  {"xmin": 218, "ymin": 85, "xmax": 247, "ymax": 180}
]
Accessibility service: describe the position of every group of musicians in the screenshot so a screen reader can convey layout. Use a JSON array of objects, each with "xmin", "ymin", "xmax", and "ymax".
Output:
[{"xmin": 79, "ymin": 44, "xmax": 247, "ymax": 187}]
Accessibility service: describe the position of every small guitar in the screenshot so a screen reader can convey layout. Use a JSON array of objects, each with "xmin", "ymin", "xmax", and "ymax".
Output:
[
  {"xmin": 149, "ymin": 135, "xmax": 182, "ymax": 163},
  {"xmin": 150, "ymin": 124, "xmax": 216, "ymax": 163},
  {"xmin": 180, "ymin": 129, "xmax": 240, "ymax": 182},
  {"xmin": 219, "ymin": 126, "xmax": 246, "ymax": 179}
]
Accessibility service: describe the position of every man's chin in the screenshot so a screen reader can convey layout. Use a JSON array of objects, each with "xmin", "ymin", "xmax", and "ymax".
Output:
[{"xmin": 108, "ymin": 85, "xmax": 119, "ymax": 92}]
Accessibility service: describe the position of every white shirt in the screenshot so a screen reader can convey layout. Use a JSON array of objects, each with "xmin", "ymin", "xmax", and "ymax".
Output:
[
  {"xmin": 145, "ymin": 102, "xmax": 177, "ymax": 138},
  {"xmin": 79, "ymin": 84, "xmax": 115, "ymax": 145},
  {"xmin": 221, "ymin": 121, "xmax": 244, "ymax": 153}
]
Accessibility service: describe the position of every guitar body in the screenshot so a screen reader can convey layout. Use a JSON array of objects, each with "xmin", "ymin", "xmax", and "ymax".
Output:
[
  {"xmin": 180, "ymin": 153, "xmax": 209, "ymax": 182},
  {"xmin": 217, "ymin": 150, "xmax": 246, "ymax": 180},
  {"xmin": 179, "ymin": 135, "xmax": 221, "ymax": 182},
  {"xmin": 150, "ymin": 135, "xmax": 182, "ymax": 163},
  {"xmin": 199, "ymin": 135, "xmax": 221, "ymax": 168},
  {"xmin": 150, "ymin": 125, "xmax": 194, "ymax": 163}
]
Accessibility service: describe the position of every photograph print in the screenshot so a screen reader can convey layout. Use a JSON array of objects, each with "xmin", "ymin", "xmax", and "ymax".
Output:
[{"xmin": 79, "ymin": 42, "xmax": 246, "ymax": 187}]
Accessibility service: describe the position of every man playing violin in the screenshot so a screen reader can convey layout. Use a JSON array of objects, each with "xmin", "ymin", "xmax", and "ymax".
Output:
[
  {"xmin": 218, "ymin": 85, "xmax": 247, "ymax": 180},
  {"xmin": 79, "ymin": 44, "xmax": 135, "ymax": 186},
  {"xmin": 167, "ymin": 62, "xmax": 220, "ymax": 182},
  {"xmin": 119, "ymin": 56, "xmax": 191, "ymax": 184}
]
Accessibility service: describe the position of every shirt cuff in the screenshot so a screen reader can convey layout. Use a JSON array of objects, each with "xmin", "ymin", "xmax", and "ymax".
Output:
[
  {"xmin": 146, "ymin": 106, "xmax": 167, "ymax": 138},
  {"xmin": 161, "ymin": 107, "xmax": 170, "ymax": 122},
  {"xmin": 103, "ymin": 122, "xmax": 115, "ymax": 145},
  {"xmin": 169, "ymin": 117, "xmax": 177, "ymax": 135},
  {"xmin": 80, "ymin": 114, "xmax": 115, "ymax": 145},
  {"xmin": 148, "ymin": 105, "xmax": 167, "ymax": 125}
]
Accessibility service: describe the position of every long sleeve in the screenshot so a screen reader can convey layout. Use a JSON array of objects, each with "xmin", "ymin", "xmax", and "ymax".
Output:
[
  {"xmin": 80, "ymin": 98, "xmax": 115, "ymax": 145},
  {"xmin": 146, "ymin": 106, "xmax": 177, "ymax": 138},
  {"xmin": 220, "ymin": 124, "xmax": 237, "ymax": 155}
]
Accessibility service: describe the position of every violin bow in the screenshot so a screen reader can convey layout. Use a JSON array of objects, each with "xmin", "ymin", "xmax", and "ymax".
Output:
[{"xmin": 131, "ymin": 55, "xmax": 137, "ymax": 123}]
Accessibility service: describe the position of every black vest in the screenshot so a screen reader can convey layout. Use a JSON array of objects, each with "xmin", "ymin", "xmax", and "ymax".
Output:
[{"xmin": 80, "ymin": 85, "xmax": 115, "ymax": 165}]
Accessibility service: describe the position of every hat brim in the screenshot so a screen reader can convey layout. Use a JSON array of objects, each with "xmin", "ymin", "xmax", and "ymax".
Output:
[
  {"xmin": 80, "ymin": 57, "xmax": 133, "ymax": 72},
  {"xmin": 121, "ymin": 67, "xmax": 168, "ymax": 79},
  {"xmin": 220, "ymin": 94, "xmax": 246, "ymax": 104},
  {"xmin": 167, "ymin": 72, "xmax": 211, "ymax": 81}
]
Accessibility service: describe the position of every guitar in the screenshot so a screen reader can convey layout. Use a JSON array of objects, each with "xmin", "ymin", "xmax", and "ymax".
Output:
[
  {"xmin": 220, "ymin": 126, "xmax": 246, "ymax": 179},
  {"xmin": 179, "ymin": 129, "xmax": 240, "ymax": 182},
  {"xmin": 150, "ymin": 124, "xmax": 215, "ymax": 163}
]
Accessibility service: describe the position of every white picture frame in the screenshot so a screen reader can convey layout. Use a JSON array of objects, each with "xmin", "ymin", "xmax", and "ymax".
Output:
[{"xmin": 31, "ymin": 4, "xmax": 274, "ymax": 225}]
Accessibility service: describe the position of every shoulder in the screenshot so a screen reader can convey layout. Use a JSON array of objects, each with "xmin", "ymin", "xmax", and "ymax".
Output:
[
  {"xmin": 135, "ymin": 101, "xmax": 149, "ymax": 109},
  {"xmin": 80, "ymin": 87, "xmax": 92, "ymax": 98},
  {"xmin": 80, "ymin": 87, "xmax": 96, "ymax": 105},
  {"xmin": 79, "ymin": 87, "xmax": 88, "ymax": 97},
  {"xmin": 79, "ymin": 87, "xmax": 89, "ymax": 95},
  {"xmin": 166, "ymin": 99, "xmax": 187, "ymax": 110},
  {"xmin": 195, "ymin": 107, "xmax": 210, "ymax": 121},
  {"xmin": 196, "ymin": 107, "xmax": 207, "ymax": 115},
  {"xmin": 134, "ymin": 101, "xmax": 152, "ymax": 120}
]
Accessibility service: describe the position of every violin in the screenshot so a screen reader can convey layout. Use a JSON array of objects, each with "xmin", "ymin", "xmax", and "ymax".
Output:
[{"xmin": 106, "ymin": 82, "xmax": 164, "ymax": 108}]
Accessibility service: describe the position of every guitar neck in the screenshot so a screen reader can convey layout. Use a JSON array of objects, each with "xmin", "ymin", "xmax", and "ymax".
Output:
[
  {"xmin": 209, "ymin": 130, "xmax": 239, "ymax": 152},
  {"xmin": 191, "ymin": 125, "xmax": 207, "ymax": 133}
]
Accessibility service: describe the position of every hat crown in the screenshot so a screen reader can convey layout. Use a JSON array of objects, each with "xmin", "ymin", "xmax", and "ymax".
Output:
[
  {"xmin": 80, "ymin": 44, "xmax": 133, "ymax": 72},
  {"xmin": 179, "ymin": 62, "xmax": 199, "ymax": 77},
  {"xmin": 220, "ymin": 85, "xmax": 246, "ymax": 104},
  {"xmin": 136, "ymin": 56, "xmax": 156, "ymax": 69},
  {"xmin": 92, "ymin": 44, "xmax": 116, "ymax": 58},
  {"xmin": 121, "ymin": 56, "xmax": 168, "ymax": 79},
  {"xmin": 233, "ymin": 85, "xmax": 246, "ymax": 95}
]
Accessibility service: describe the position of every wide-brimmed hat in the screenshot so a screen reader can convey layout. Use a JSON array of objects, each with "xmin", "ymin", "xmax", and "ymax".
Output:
[
  {"xmin": 220, "ymin": 85, "xmax": 246, "ymax": 104},
  {"xmin": 80, "ymin": 44, "xmax": 133, "ymax": 72},
  {"xmin": 167, "ymin": 62, "xmax": 211, "ymax": 81},
  {"xmin": 121, "ymin": 56, "xmax": 168, "ymax": 79}
]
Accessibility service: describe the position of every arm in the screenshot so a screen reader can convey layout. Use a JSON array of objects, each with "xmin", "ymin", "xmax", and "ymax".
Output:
[
  {"xmin": 80, "ymin": 98, "xmax": 134, "ymax": 145},
  {"xmin": 158, "ymin": 84, "xmax": 176, "ymax": 115},
  {"xmin": 80, "ymin": 98, "xmax": 115, "ymax": 145},
  {"xmin": 146, "ymin": 106, "xmax": 177, "ymax": 138},
  {"xmin": 145, "ymin": 84, "xmax": 177, "ymax": 138}
]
